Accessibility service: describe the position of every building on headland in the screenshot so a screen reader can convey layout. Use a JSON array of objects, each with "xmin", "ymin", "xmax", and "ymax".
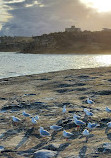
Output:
[
  {"xmin": 102, "ymin": 28, "xmax": 111, "ymax": 32},
  {"xmin": 65, "ymin": 26, "xmax": 81, "ymax": 32}
]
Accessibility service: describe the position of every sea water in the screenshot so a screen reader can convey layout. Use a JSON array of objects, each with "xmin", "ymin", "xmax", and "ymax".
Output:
[{"xmin": 0, "ymin": 52, "xmax": 111, "ymax": 79}]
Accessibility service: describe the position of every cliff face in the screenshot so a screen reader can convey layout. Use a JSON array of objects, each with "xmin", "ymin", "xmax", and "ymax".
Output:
[
  {"xmin": 21, "ymin": 31, "xmax": 111, "ymax": 54},
  {"xmin": 1, "ymin": 31, "xmax": 111, "ymax": 54},
  {"xmin": 0, "ymin": 36, "xmax": 33, "ymax": 52}
]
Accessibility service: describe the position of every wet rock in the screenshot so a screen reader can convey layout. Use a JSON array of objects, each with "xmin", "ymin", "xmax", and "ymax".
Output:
[
  {"xmin": 74, "ymin": 83, "xmax": 86, "ymax": 86},
  {"xmin": 43, "ymin": 144, "xmax": 60, "ymax": 151},
  {"xmin": 24, "ymin": 93, "xmax": 36, "ymax": 96},
  {"xmin": 79, "ymin": 96, "xmax": 87, "ymax": 100},
  {"xmin": 0, "ymin": 128, "xmax": 24, "ymax": 141},
  {"xmin": 98, "ymin": 143, "xmax": 111, "ymax": 153},
  {"xmin": 91, "ymin": 90, "xmax": 111, "ymax": 95},
  {"xmin": 56, "ymin": 87, "xmax": 87, "ymax": 93},
  {"xmin": 33, "ymin": 102, "xmax": 48, "ymax": 109},
  {"xmin": 43, "ymin": 143, "xmax": 70, "ymax": 153},
  {"xmin": 57, "ymin": 119, "xmax": 72, "ymax": 126},
  {"xmin": 1, "ymin": 101, "xmax": 48, "ymax": 111},
  {"xmin": 54, "ymin": 102, "xmax": 70, "ymax": 108},
  {"xmin": 0, "ymin": 97, "xmax": 6, "ymax": 100},
  {"xmin": 57, "ymin": 119, "xmax": 76, "ymax": 129},
  {"xmin": 33, "ymin": 149, "xmax": 57, "ymax": 158},
  {"xmin": 74, "ymin": 88, "xmax": 87, "ymax": 91},
  {"xmin": 68, "ymin": 110, "xmax": 77, "ymax": 113},
  {"xmin": 56, "ymin": 83, "xmax": 73, "ymax": 88},
  {"xmin": 40, "ymin": 78, "xmax": 50, "ymax": 81},
  {"xmin": 77, "ymin": 75, "xmax": 89, "ymax": 79},
  {"xmin": 59, "ymin": 143, "xmax": 70, "ymax": 151},
  {"xmin": 100, "ymin": 118, "xmax": 111, "ymax": 123},
  {"xmin": 65, "ymin": 121, "xmax": 77, "ymax": 129},
  {"xmin": 1, "ymin": 104, "xmax": 21, "ymax": 111},
  {"xmin": 108, "ymin": 79, "xmax": 111, "ymax": 82},
  {"xmin": 91, "ymin": 77, "xmax": 98, "ymax": 79},
  {"xmin": 98, "ymin": 147, "xmax": 105, "ymax": 152},
  {"xmin": 56, "ymin": 89, "xmax": 71, "ymax": 93}
]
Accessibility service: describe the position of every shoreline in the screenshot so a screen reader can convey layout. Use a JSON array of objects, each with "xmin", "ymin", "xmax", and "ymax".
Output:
[
  {"xmin": 0, "ymin": 65, "xmax": 111, "ymax": 81},
  {"xmin": 1, "ymin": 66, "xmax": 111, "ymax": 157},
  {"xmin": 2, "ymin": 51, "xmax": 111, "ymax": 56}
]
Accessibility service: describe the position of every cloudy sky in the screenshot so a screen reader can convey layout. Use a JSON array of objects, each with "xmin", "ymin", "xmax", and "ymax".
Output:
[{"xmin": 1, "ymin": 0, "xmax": 111, "ymax": 36}]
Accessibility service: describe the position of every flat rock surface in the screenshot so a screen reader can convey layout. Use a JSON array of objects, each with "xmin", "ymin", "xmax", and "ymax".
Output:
[
  {"xmin": 1, "ymin": 67, "xmax": 111, "ymax": 157},
  {"xmin": 34, "ymin": 149, "xmax": 57, "ymax": 158}
]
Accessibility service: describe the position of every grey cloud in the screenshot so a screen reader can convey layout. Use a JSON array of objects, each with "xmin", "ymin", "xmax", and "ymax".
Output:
[
  {"xmin": 1, "ymin": 0, "xmax": 111, "ymax": 36},
  {"xmin": 4, "ymin": 2, "xmax": 25, "ymax": 8},
  {"xmin": 4, "ymin": 0, "xmax": 42, "ymax": 9}
]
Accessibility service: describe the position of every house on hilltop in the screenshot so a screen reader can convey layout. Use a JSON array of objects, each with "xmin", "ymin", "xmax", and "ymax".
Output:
[{"xmin": 65, "ymin": 26, "xmax": 81, "ymax": 32}]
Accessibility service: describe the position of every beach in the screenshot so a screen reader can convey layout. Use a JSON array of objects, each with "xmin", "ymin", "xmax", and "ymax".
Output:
[{"xmin": 1, "ymin": 66, "xmax": 111, "ymax": 157}]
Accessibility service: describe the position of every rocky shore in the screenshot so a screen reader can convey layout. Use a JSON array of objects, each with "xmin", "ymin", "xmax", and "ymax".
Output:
[{"xmin": 1, "ymin": 67, "xmax": 111, "ymax": 157}]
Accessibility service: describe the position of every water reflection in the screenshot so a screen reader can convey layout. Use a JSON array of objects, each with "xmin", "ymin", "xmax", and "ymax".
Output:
[
  {"xmin": 95, "ymin": 55, "xmax": 111, "ymax": 66},
  {"xmin": 0, "ymin": 52, "xmax": 111, "ymax": 79}
]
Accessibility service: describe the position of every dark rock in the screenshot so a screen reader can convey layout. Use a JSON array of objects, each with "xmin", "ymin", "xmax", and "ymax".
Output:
[
  {"xmin": 91, "ymin": 77, "xmax": 98, "ymax": 79},
  {"xmin": 74, "ymin": 83, "xmax": 86, "ymax": 86},
  {"xmin": 91, "ymin": 90, "xmax": 111, "ymax": 95},
  {"xmin": 57, "ymin": 119, "xmax": 76, "ymax": 129},
  {"xmin": 68, "ymin": 110, "xmax": 77, "ymax": 113},
  {"xmin": 43, "ymin": 144, "xmax": 60, "ymax": 151},
  {"xmin": 79, "ymin": 145, "xmax": 87, "ymax": 158},
  {"xmin": 57, "ymin": 119, "xmax": 72, "ymax": 126},
  {"xmin": 59, "ymin": 143, "xmax": 70, "ymax": 151},
  {"xmin": 79, "ymin": 96, "xmax": 87, "ymax": 100},
  {"xmin": 24, "ymin": 93, "xmax": 36, "ymax": 96},
  {"xmin": 65, "ymin": 122, "xmax": 77, "ymax": 129},
  {"xmin": 97, "ymin": 143, "xmax": 111, "ymax": 153},
  {"xmin": 1, "ymin": 104, "xmax": 21, "ymax": 111},
  {"xmin": 56, "ymin": 87, "xmax": 87, "ymax": 93},
  {"xmin": 0, "ymin": 97, "xmax": 6, "ymax": 100},
  {"xmin": 53, "ymin": 102, "xmax": 70, "ymax": 108},
  {"xmin": 33, "ymin": 102, "xmax": 47, "ymax": 109},
  {"xmin": 56, "ymin": 83, "xmax": 73, "ymax": 88},
  {"xmin": 98, "ymin": 148, "xmax": 104, "ymax": 152},
  {"xmin": 100, "ymin": 118, "xmax": 111, "ymax": 123},
  {"xmin": 40, "ymin": 78, "xmax": 50, "ymax": 80},
  {"xmin": 33, "ymin": 149, "xmax": 57, "ymax": 158},
  {"xmin": 56, "ymin": 89, "xmax": 71, "ymax": 93},
  {"xmin": 43, "ymin": 143, "xmax": 70, "ymax": 153},
  {"xmin": 77, "ymin": 75, "xmax": 89, "ymax": 78},
  {"xmin": 62, "ymin": 102, "xmax": 70, "ymax": 106},
  {"xmin": 74, "ymin": 88, "xmax": 87, "ymax": 91}
]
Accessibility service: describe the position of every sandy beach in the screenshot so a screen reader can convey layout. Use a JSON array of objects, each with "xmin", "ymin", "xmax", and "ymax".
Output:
[{"xmin": 1, "ymin": 67, "xmax": 111, "ymax": 157}]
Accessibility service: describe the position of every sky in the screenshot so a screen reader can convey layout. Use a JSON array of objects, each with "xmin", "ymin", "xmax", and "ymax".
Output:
[{"xmin": 1, "ymin": 0, "xmax": 111, "ymax": 36}]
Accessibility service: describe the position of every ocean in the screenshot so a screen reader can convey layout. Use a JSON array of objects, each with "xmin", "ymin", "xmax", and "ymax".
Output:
[{"xmin": 0, "ymin": 52, "xmax": 111, "ymax": 79}]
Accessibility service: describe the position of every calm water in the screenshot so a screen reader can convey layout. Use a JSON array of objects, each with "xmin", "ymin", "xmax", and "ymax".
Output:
[{"xmin": 0, "ymin": 52, "xmax": 111, "ymax": 79}]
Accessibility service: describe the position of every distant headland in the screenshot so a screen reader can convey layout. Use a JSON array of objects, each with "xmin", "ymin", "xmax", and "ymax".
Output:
[{"xmin": 1, "ymin": 26, "xmax": 111, "ymax": 54}]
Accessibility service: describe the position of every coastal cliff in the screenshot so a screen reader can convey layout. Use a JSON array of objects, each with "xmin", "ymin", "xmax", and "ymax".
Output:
[
  {"xmin": 0, "ymin": 36, "xmax": 33, "ymax": 52},
  {"xmin": 22, "ymin": 31, "xmax": 111, "ymax": 54},
  {"xmin": 1, "ymin": 30, "xmax": 111, "ymax": 54}
]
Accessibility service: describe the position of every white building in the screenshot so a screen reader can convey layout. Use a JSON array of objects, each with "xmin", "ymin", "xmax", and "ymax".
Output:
[{"xmin": 65, "ymin": 26, "xmax": 81, "ymax": 32}]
